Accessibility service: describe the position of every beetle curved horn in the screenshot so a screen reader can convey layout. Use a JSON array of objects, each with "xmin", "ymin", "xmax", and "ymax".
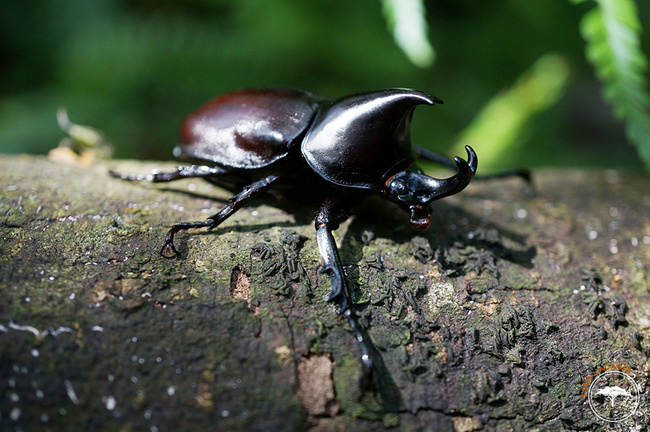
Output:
[
  {"xmin": 385, "ymin": 146, "xmax": 477, "ymax": 229},
  {"xmin": 420, "ymin": 145, "xmax": 478, "ymax": 202},
  {"xmin": 411, "ymin": 146, "xmax": 477, "ymax": 228}
]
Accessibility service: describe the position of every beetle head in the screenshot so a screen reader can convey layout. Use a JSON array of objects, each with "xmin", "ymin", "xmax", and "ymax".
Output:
[{"xmin": 384, "ymin": 146, "xmax": 478, "ymax": 229}]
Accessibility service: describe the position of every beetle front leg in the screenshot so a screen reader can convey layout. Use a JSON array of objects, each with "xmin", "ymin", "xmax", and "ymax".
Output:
[
  {"xmin": 315, "ymin": 200, "xmax": 351, "ymax": 309},
  {"xmin": 315, "ymin": 198, "xmax": 373, "ymax": 381},
  {"xmin": 110, "ymin": 164, "xmax": 228, "ymax": 183},
  {"xmin": 162, "ymin": 174, "xmax": 281, "ymax": 257}
]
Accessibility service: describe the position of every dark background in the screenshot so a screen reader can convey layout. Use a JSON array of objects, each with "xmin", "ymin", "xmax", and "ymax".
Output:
[{"xmin": 1, "ymin": 0, "xmax": 648, "ymax": 170}]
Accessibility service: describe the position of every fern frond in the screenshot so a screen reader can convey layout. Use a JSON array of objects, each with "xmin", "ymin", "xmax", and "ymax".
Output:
[{"xmin": 572, "ymin": 0, "xmax": 650, "ymax": 168}]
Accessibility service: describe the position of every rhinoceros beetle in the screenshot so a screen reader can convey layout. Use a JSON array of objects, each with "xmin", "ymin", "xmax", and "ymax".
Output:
[{"xmin": 111, "ymin": 88, "xmax": 478, "ymax": 382}]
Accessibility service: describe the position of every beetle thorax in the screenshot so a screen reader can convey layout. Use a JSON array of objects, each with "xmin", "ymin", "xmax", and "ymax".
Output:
[{"xmin": 301, "ymin": 90, "xmax": 439, "ymax": 190}]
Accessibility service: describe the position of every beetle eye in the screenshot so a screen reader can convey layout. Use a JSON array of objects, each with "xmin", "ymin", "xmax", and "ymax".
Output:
[
  {"xmin": 388, "ymin": 179, "xmax": 414, "ymax": 203},
  {"xmin": 390, "ymin": 180, "xmax": 407, "ymax": 195}
]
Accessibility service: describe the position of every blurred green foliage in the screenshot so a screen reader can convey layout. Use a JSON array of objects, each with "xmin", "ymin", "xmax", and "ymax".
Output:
[
  {"xmin": 1, "ymin": 0, "xmax": 649, "ymax": 170},
  {"xmin": 571, "ymin": 0, "xmax": 650, "ymax": 168}
]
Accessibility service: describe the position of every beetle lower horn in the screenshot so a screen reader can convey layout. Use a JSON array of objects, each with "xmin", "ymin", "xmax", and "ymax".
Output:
[
  {"xmin": 385, "ymin": 146, "xmax": 478, "ymax": 229},
  {"xmin": 421, "ymin": 145, "xmax": 477, "ymax": 202}
]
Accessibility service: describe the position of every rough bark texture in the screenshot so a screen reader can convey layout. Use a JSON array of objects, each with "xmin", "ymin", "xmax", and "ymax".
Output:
[{"xmin": 1, "ymin": 155, "xmax": 649, "ymax": 431}]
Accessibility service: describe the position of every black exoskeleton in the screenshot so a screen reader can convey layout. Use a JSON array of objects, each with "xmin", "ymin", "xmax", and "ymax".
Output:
[{"xmin": 111, "ymin": 88, "xmax": 480, "ymax": 384}]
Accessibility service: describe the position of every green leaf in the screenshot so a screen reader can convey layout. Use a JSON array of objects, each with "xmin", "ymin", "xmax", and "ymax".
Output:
[
  {"xmin": 452, "ymin": 55, "xmax": 569, "ymax": 169},
  {"xmin": 381, "ymin": 0, "xmax": 435, "ymax": 68},
  {"xmin": 573, "ymin": 0, "xmax": 650, "ymax": 168}
]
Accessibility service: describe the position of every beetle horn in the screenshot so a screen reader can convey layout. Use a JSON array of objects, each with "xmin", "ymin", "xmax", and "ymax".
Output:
[
  {"xmin": 420, "ymin": 145, "xmax": 477, "ymax": 202},
  {"xmin": 385, "ymin": 146, "xmax": 478, "ymax": 229}
]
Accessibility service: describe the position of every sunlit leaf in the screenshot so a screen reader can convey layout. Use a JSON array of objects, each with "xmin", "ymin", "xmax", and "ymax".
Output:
[
  {"xmin": 381, "ymin": 0, "xmax": 435, "ymax": 68},
  {"xmin": 452, "ymin": 55, "xmax": 569, "ymax": 169}
]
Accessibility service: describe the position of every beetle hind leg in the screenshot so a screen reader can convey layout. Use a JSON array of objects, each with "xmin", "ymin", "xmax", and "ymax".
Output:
[
  {"xmin": 471, "ymin": 168, "xmax": 535, "ymax": 196},
  {"xmin": 110, "ymin": 165, "xmax": 228, "ymax": 183},
  {"xmin": 161, "ymin": 175, "xmax": 281, "ymax": 257},
  {"xmin": 413, "ymin": 144, "xmax": 533, "ymax": 190}
]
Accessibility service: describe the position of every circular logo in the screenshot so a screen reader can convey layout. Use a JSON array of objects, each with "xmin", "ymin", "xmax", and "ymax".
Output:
[{"xmin": 587, "ymin": 370, "xmax": 641, "ymax": 422}]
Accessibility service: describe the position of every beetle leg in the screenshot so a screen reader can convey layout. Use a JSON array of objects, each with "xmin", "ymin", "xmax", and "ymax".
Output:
[
  {"xmin": 110, "ymin": 165, "xmax": 228, "ymax": 183},
  {"xmin": 315, "ymin": 199, "xmax": 373, "ymax": 381},
  {"xmin": 413, "ymin": 145, "xmax": 459, "ymax": 170},
  {"xmin": 162, "ymin": 175, "xmax": 281, "ymax": 257},
  {"xmin": 413, "ymin": 144, "xmax": 532, "ymax": 188},
  {"xmin": 315, "ymin": 198, "xmax": 351, "ymax": 305}
]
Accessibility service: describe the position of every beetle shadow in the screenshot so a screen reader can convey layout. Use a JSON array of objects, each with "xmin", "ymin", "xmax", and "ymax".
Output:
[
  {"xmin": 348, "ymin": 195, "xmax": 536, "ymax": 275},
  {"xmin": 327, "ymin": 194, "xmax": 537, "ymax": 411}
]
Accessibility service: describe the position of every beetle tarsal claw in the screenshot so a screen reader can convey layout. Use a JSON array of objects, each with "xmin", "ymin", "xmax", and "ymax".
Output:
[
  {"xmin": 161, "ymin": 238, "xmax": 179, "ymax": 258},
  {"xmin": 160, "ymin": 244, "xmax": 178, "ymax": 258}
]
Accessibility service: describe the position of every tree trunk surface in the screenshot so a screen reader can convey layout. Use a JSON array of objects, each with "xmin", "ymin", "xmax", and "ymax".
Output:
[{"xmin": 1, "ymin": 155, "xmax": 648, "ymax": 431}]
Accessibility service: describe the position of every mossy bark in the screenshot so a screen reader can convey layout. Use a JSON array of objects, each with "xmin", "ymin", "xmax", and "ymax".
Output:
[{"xmin": 1, "ymin": 155, "xmax": 648, "ymax": 431}]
